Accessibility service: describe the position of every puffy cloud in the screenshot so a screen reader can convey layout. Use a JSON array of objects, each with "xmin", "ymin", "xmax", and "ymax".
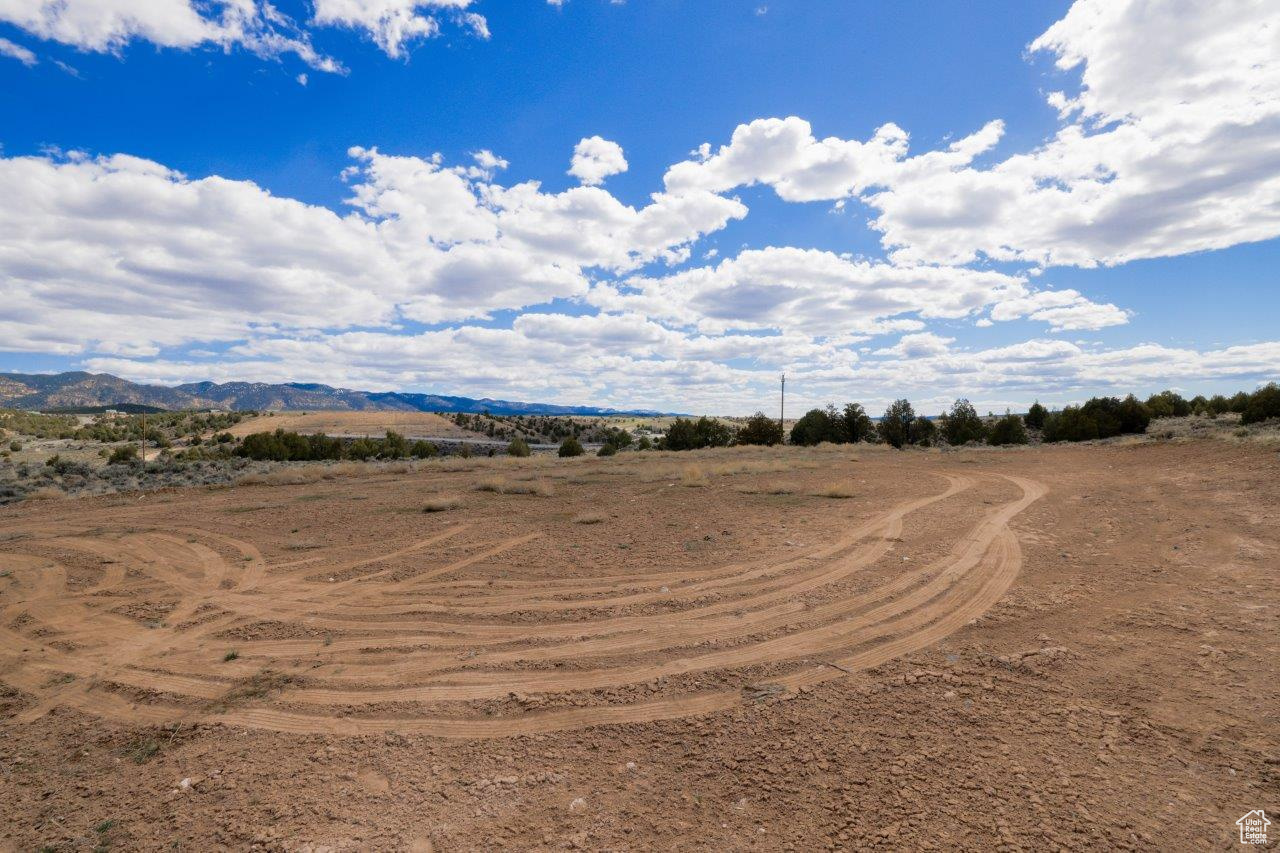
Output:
[
  {"xmin": 985, "ymin": 288, "xmax": 1128, "ymax": 331},
  {"xmin": 657, "ymin": 1, "xmax": 1280, "ymax": 270},
  {"xmin": 0, "ymin": 0, "xmax": 486, "ymax": 67},
  {"xmin": 871, "ymin": 0, "xmax": 1280, "ymax": 267},
  {"xmin": 0, "ymin": 144, "xmax": 746, "ymax": 353},
  {"xmin": 0, "ymin": 36, "xmax": 37, "ymax": 65},
  {"xmin": 591, "ymin": 247, "xmax": 1120, "ymax": 337},
  {"xmin": 874, "ymin": 332, "xmax": 954, "ymax": 359},
  {"xmin": 568, "ymin": 136, "xmax": 629, "ymax": 186},
  {"xmin": 664, "ymin": 117, "xmax": 911, "ymax": 202}
]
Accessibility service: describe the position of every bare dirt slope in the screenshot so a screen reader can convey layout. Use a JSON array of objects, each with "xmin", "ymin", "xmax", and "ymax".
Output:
[
  {"xmin": 224, "ymin": 411, "xmax": 480, "ymax": 440},
  {"xmin": 0, "ymin": 442, "xmax": 1275, "ymax": 851}
]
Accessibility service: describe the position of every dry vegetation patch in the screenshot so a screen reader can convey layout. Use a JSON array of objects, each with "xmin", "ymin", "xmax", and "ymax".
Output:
[{"xmin": 423, "ymin": 495, "xmax": 464, "ymax": 512}]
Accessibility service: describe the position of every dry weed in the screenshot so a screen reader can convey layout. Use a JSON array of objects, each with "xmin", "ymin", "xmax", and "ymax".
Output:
[
  {"xmin": 680, "ymin": 464, "xmax": 708, "ymax": 487},
  {"xmin": 475, "ymin": 476, "xmax": 507, "ymax": 493},
  {"xmin": 572, "ymin": 512, "xmax": 605, "ymax": 524},
  {"xmin": 423, "ymin": 495, "xmax": 464, "ymax": 512},
  {"xmin": 813, "ymin": 482, "xmax": 855, "ymax": 499},
  {"xmin": 24, "ymin": 486, "xmax": 65, "ymax": 501}
]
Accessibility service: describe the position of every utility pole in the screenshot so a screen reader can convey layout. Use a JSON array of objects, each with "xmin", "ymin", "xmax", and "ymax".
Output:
[{"xmin": 779, "ymin": 373, "xmax": 786, "ymax": 445}]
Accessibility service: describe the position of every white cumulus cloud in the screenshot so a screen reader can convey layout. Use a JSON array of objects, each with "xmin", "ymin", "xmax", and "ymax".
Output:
[{"xmin": 568, "ymin": 136, "xmax": 629, "ymax": 186}]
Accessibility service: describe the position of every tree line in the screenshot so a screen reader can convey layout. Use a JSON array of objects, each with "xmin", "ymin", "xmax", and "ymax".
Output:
[
  {"xmin": 234, "ymin": 429, "xmax": 441, "ymax": 461},
  {"xmin": 659, "ymin": 382, "xmax": 1280, "ymax": 451}
]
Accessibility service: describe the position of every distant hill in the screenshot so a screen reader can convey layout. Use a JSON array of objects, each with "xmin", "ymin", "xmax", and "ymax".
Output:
[{"xmin": 0, "ymin": 371, "xmax": 669, "ymax": 417}]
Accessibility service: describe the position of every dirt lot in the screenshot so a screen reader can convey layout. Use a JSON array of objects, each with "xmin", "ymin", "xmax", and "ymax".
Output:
[
  {"xmin": 225, "ymin": 411, "xmax": 482, "ymax": 440},
  {"xmin": 0, "ymin": 441, "xmax": 1275, "ymax": 851}
]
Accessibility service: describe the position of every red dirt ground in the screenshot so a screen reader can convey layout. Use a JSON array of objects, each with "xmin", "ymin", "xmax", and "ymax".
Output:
[{"xmin": 0, "ymin": 441, "xmax": 1276, "ymax": 851}]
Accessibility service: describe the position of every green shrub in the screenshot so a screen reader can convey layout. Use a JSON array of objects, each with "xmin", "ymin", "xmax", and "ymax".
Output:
[
  {"xmin": 661, "ymin": 416, "xmax": 733, "ymax": 451},
  {"xmin": 1241, "ymin": 383, "xmax": 1280, "ymax": 424},
  {"xmin": 912, "ymin": 416, "xmax": 938, "ymax": 446},
  {"xmin": 1042, "ymin": 406, "xmax": 1099, "ymax": 442},
  {"xmin": 939, "ymin": 399, "xmax": 987, "ymax": 446},
  {"xmin": 597, "ymin": 443, "xmax": 617, "ymax": 457},
  {"xmin": 988, "ymin": 412, "xmax": 1029, "ymax": 446},
  {"xmin": 841, "ymin": 402, "xmax": 875, "ymax": 443},
  {"xmin": 789, "ymin": 407, "xmax": 841, "ymax": 446},
  {"xmin": 1145, "ymin": 390, "xmax": 1192, "ymax": 418},
  {"xmin": 558, "ymin": 436, "xmax": 585, "ymax": 457},
  {"xmin": 411, "ymin": 440, "xmax": 439, "ymax": 458},
  {"xmin": 8, "ymin": 440, "xmax": 20, "ymax": 452},
  {"xmin": 736, "ymin": 411, "xmax": 783, "ymax": 446},
  {"xmin": 1023, "ymin": 401, "xmax": 1047, "ymax": 430},
  {"xmin": 878, "ymin": 399, "xmax": 915, "ymax": 449},
  {"xmin": 381, "ymin": 430, "xmax": 410, "ymax": 459},
  {"xmin": 108, "ymin": 445, "xmax": 139, "ymax": 465},
  {"xmin": 507, "ymin": 437, "xmax": 532, "ymax": 457},
  {"xmin": 347, "ymin": 438, "xmax": 376, "ymax": 460}
]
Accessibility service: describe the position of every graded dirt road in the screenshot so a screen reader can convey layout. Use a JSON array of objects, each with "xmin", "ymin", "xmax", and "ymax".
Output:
[{"xmin": 0, "ymin": 442, "xmax": 1275, "ymax": 850}]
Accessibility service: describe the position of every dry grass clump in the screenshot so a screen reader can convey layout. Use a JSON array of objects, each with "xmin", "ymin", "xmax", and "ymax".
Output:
[
  {"xmin": 474, "ymin": 476, "xmax": 554, "ymax": 496},
  {"xmin": 423, "ymin": 494, "xmax": 464, "ymax": 512},
  {"xmin": 237, "ymin": 462, "xmax": 378, "ymax": 487},
  {"xmin": 238, "ymin": 467, "xmax": 323, "ymax": 487},
  {"xmin": 24, "ymin": 486, "xmax": 65, "ymax": 501},
  {"xmin": 475, "ymin": 476, "xmax": 507, "ymax": 493},
  {"xmin": 708, "ymin": 459, "xmax": 790, "ymax": 476},
  {"xmin": 572, "ymin": 512, "xmax": 605, "ymax": 524},
  {"xmin": 680, "ymin": 464, "xmax": 709, "ymax": 487},
  {"xmin": 812, "ymin": 482, "xmax": 855, "ymax": 499}
]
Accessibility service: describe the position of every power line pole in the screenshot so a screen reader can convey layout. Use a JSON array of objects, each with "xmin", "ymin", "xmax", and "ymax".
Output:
[{"xmin": 779, "ymin": 373, "xmax": 786, "ymax": 445}]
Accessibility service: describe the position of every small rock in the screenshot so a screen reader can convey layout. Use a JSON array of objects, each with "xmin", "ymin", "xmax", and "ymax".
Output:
[{"xmin": 569, "ymin": 797, "xmax": 588, "ymax": 813}]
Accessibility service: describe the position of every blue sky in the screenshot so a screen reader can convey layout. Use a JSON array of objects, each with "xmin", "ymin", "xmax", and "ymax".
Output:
[{"xmin": 2, "ymin": 0, "xmax": 1277, "ymax": 414}]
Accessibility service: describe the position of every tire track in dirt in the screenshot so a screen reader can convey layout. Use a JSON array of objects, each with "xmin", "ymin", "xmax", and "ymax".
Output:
[{"xmin": 0, "ymin": 471, "xmax": 1043, "ymax": 737}]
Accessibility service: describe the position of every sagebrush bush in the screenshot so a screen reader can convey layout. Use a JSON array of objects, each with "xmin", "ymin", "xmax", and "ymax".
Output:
[
  {"xmin": 108, "ymin": 445, "xmax": 138, "ymax": 465},
  {"xmin": 507, "ymin": 437, "xmax": 531, "ymax": 457},
  {"xmin": 558, "ymin": 436, "xmax": 585, "ymax": 457}
]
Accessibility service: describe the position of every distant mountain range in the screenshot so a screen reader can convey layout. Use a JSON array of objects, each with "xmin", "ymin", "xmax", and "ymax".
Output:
[{"xmin": 0, "ymin": 372, "xmax": 669, "ymax": 417}]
